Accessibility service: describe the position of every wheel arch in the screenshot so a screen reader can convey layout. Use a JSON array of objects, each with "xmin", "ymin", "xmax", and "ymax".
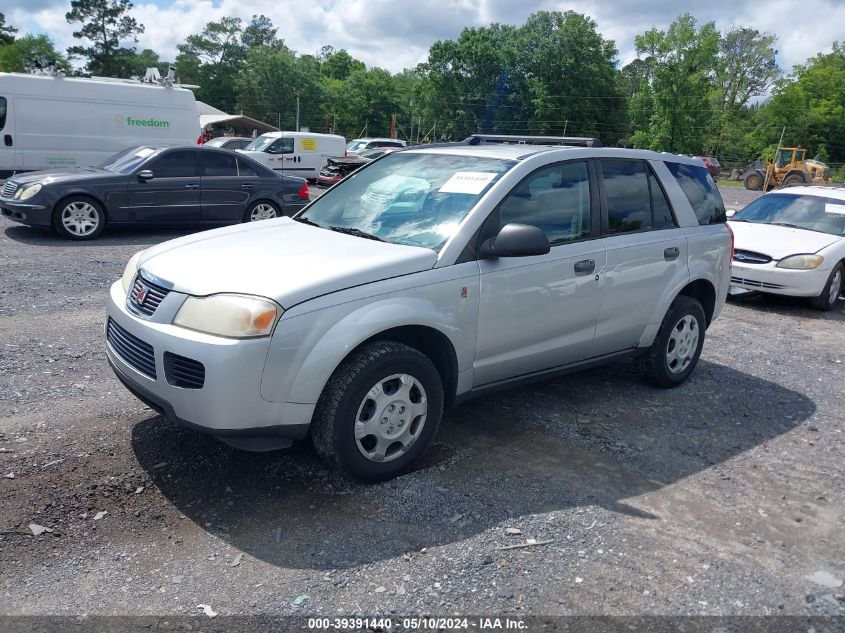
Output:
[
  {"xmin": 677, "ymin": 278, "xmax": 717, "ymax": 326},
  {"xmin": 52, "ymin": 191, "xmax": 109, "ymax": 223}
]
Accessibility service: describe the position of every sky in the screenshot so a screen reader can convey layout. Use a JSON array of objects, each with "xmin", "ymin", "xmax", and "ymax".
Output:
[{"xmin": 6, "ymin": 0, "xmax": 845, "ymax": 74}]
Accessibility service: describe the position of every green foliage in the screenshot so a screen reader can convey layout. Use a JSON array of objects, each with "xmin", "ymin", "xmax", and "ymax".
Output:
[
  {"xmin": 629, "ymin": 14, "xmax": 719, "ymax": 154},
  {"xmin": 65, "ymin": 0, "xmax": 144, "ymax": 77},
  {"xmin": 0, "ymin": 12, "xmax": 18, "ymax": 46},
  {"xmin": 0, "ymin": 34, "xmax": 70, "ymax": 73}
]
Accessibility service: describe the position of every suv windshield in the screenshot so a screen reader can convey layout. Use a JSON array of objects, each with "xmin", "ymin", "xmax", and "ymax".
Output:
[
  {"xmin": 732, "ymin": 193, "xmax": 845, "ymax": 236},
  {"xmin": 299, "ymin": 152, "xmax": 514, "ymax": 251},
  {"xmin": 98, "ymin": 146, "xmax": 159, "ymax": 173}
]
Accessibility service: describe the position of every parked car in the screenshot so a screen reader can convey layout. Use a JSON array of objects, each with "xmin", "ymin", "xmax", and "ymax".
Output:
[
  {"xmin": 0, "ymin": 71, "xmax": 200, "ymax": 178},
  {"xmin": 316, "ymin": 155, "xmax": 369, "ymax": 188},
  {"xmin": 728, "ymin": 186, "xmax": 845, "ymax": 310},
  {"xmin": 0, "ymin": 145, "xmax": 309, "ymax": 240},
  {"xmin": 106, "ymin": 136, "xmax": 731, "ymax": 482},
  {"xmin": 203, "ymin": 136, "xmax": 252, "ymax": 151},
  {"xmin": 316, "ymin": 148, "xmax": 401, "ymax": 188},
  {"xmin": 346, "ymin": 138, "xmax": 407, "ymax": 155},
  {"xmin": 693, "ymin": 156, "xmax": 721, "ymax": 179},
  {"xmin": 238, "ymin": 132, "xmax": 346, "ymax": 180}
]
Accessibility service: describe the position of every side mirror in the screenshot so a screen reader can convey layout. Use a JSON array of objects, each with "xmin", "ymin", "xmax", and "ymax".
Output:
[
  {"xmin": 137, "ymin": 170, "xmax": 154, "ymax": 182},
  {"xmin": 480, "ymin": 223, "xmax": 550, "ymax": 258}
]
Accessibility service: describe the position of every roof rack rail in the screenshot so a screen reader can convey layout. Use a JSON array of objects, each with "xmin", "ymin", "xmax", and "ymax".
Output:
[{"xmin": 463, "ymin": 134, "xmax": 602, "ymax": 148}]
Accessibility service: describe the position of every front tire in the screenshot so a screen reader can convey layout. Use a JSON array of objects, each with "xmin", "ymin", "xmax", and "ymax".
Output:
[
  {"xmin": 810, "ymin": 263, "xmax": 843, "ymax": 311},
  {"xmin": 311, "ymin": 341, "xmax": 444, "ymax": 482},
  {"xmin": 642, "ymin": 296, "xmax": 706, "ymax": 388},
  {"xmin": 781, "ymin": 173, "xmax": 805, "ymax": 187},
  {"xmin": 53, "ymin": 196, "xmax": 105, "ymax": 240}
]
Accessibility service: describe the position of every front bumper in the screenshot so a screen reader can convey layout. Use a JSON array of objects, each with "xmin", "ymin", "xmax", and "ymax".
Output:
[
  {"xmin": 0, "ymin": 197, "xmax": 52, "ymax": 227},
  {"xmin": 105, "ymin": 280, "xmax": 312, "ymax": 446},
  {"xmin": 730, "ymin": 261, "xmax": 831, "ymax": 297}
]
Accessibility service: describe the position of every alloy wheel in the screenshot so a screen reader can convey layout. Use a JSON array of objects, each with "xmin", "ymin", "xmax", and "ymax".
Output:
[
  {"xmin": 61, "ymin": 202, "xmax": 100, "ymax": 237},
  {"xmin": 666, "ymin": 314, "xmax": 700, "ymax": 374}
]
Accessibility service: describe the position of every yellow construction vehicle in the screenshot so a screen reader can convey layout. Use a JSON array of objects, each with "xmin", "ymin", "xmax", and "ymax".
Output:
[{"xmin": 742, "ymin": 146, "xmax": 833, "ymax": 191}]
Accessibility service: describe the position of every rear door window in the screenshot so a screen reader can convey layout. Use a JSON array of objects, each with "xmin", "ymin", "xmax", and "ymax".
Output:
[
  {"xmin": 202, "ymin": 151, "xmax": 237, "ymax": 177},
  {"xmin": 601, "ymin": 159, "xmax": 652, "ymax": 234},
  {"xmin": 149, "ymin": 150, "xmax": 198, "ymax": 178},
  {"xmin": 666, "ymin": 162, "xmax": 726, "ymax": 224},
  {"xmin": 0, "ymin": 97, "xmax": 6, "ymax": 131},
  {"xmin": 237, "ymin": 158, "xmax": 259, "ymax": 177},
  {"xmin": 648, "ymin": 167, "xmax": 676, "ymax": 229}
]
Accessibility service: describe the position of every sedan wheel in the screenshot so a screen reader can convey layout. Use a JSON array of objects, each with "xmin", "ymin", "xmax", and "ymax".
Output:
[
  {"xmin": 811, "ymin": 263, "xmax": 844, "ymax": 311},
  {"xmin": 53, "ymin": 197, "xmax": 105, "ymax": 240},
  {"xmin": 246, "ymin": 202, "xmax": 278, "ymax": 222}
]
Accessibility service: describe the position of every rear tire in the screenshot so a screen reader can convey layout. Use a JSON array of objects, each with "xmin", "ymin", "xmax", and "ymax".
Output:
[
  {"xmin": 52, "ymin": 196, "xmax": 105, "ymax": 240},
  {"xmin": 243, "ymin": 200, "xmax": 280, "ymax": 222},
  {"xmin": 782, "ymin": 173, "xmax": 805, "ymax": 187},
  {"xmin": 311, "ymin": 341, "xmax": 444, "ymax": 482},
  {"xmin": 810, "ymin": 263, "xmax": 843, "ymax": 311},
  {"xmin": 642, "ymin": 296, "xmax": 706, "ymax": 388}
]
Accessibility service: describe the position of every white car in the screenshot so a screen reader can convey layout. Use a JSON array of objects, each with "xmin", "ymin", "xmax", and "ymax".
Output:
[{"xmin": 728, "ymin": 186, "xmax": 845, "ymax": 310}]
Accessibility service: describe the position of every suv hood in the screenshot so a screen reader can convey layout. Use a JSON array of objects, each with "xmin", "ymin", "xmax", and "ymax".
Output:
[
  {"xmin": 138, "ymin": 218, "xmax": 438, "ymax": 307},
  {"xmin": 728, "ymin": 220, "xmax": 841, "ymax": 259}
]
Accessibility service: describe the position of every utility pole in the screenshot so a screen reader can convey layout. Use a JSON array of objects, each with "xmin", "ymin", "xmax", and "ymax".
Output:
[
  {"xmin": 295, "ymin": 92, "xmax": 300, "ymax": 131},
  {"xmin": 409, "ymin": 98, "xmax": 414, "ymax": 144}
]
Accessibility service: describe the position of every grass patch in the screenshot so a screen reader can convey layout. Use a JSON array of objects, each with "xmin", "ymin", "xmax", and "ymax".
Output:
[{"xmin": 717, "ymin": 179, "xmax": 745, "ymax": 189}]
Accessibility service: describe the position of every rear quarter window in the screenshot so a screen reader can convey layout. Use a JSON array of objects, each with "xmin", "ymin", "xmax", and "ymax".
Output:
[{"xmin": 666, "ymin": 162, "xmax": 726, "ymax": 225}]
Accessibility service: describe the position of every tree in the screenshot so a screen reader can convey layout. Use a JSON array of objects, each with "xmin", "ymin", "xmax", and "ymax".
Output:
[
  {"xmin": 0, "ymin": 12, "xmax": 17, "ymax": 46},
  {"xmin": 129, "ymin": 48, "xmax": 170, "ymax": 78},
  {"xmin": 629, "ymin": 14, "xmax": 719, "ymax": 154},
  {"xmin": 321, "ymin": 49, "xmax": 365, "ymax": 81},
  {"xmin": 718, "ymin": 27, "xmax": 779, "ymax": 112},
  {"xmin": 65, "ymin": 0, "xmax": 145, "ymax": 77},
  {"xmin": 0, "ymin": 35, "xmax": 70, "ymax": 73},
  {"xmin": 176, "ymin": 17, "xmax": 245, "ymax": 111},
  {"xmin": 242, "ymin": 15, "xmax": 277, "ymax": 49}
]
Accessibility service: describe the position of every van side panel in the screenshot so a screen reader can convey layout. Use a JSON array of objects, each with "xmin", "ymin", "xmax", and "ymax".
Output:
[{"xmin": 0, "ymin": 73, "xmax": 200, "ymax": 173}]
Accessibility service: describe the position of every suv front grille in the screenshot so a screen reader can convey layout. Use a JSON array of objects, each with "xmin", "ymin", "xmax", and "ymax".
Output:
[
  {"xmin": 107, "ymin": 318, "xmax": 156, "ymax": 378},
  {"xmin": 164, "ymin": 352, "xmax": 205, "ymax": 389},
  {"xmin": 128, "ymin": 275, "xmax": 170, "ymax": 317},
  {"xmin": 2, "ymin": 181, "xmax": 17, "ymax": 198},
  {"xmin": 733, "ymin": 249, "xmax": 772, "ymax": 264}
]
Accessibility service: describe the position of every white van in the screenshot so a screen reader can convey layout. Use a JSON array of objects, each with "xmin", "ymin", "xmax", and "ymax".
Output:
[
  {"xmin": 238, "ymin": 131, "xmax": 346, "ymax": 180},
  {"xmin": 0, "ymin": 72, "xmax": 200, "ymax": 178}
]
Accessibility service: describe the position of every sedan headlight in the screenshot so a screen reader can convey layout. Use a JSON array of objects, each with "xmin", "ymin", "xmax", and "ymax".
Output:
[
  {"xmin": 15, "ymin": 183, "xmax": 42, "ymax": 200},
  {"xmin": 776, "ymin": 254, "xmax": 824, "ymax": 270},
  {"xmin": 173, "ymin": 294, "xmax": 281, "ymax": 338},
  {"xmin": 121, "ymin": 251, "xmax": 145, "ymax": 293}
]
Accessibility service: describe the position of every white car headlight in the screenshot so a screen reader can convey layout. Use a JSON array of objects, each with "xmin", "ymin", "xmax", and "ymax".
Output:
[
  {"xmin": 776, "ymin": 254, "xmax": 824, "ymax": 270},
  {"xmin": 173, "ymin": 294, "xmax": 281, "ymax": 338},
  {"xmin": 15, "ymin": 183, "xmax": 42, "ymax": 200},
  {"xmin": 121, "ymin": 251, "xmax": 145, "ymax": 293}
]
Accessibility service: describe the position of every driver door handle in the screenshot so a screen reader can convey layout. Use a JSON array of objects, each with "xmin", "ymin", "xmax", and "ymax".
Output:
[
  {"xmin": 664, "ymin": 246, "xmax": 680, "ymax": 261},
  {"xmin": 184, "ymin": 183, "xmax": 200, "ymax": 189},
  {"xmin": 574, "ymin": 259, "xmax": 595, "ymax": 274}
]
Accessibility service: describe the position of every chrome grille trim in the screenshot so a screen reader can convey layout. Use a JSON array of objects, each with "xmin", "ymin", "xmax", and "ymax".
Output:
[
  {"xmin": 733, "ymin": 249, "xmax": 772, "ymax": 264},
  {"xmin": 128, "ymin": 274, "xmax": 170, "ymax": 317},
  {"xmin": 2, "ymin": 181, "xmax": 17, "ymax": 198}
]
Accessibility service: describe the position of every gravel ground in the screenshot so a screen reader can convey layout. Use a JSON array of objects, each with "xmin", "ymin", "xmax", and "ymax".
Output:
[{"xmin": 0, "ymin": 208, "xmax": 844, "ymax": 621}]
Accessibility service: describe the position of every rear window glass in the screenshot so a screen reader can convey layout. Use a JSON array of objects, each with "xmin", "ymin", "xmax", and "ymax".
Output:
[
  {"xmin": 666, "ymin": 162, "xmax": 726, "ymax": 225},
  {"xmin": 237, "ymin": 158, "xmax": 259, "ymax": 177},
  {"xmin": 0, "ymin": 97, "xmax": 6, "ymax": 131}
]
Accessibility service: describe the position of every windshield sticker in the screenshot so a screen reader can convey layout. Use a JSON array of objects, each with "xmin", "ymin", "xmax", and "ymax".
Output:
[
  {"xmin": 438, "ymin": 171, "xmax": 497, "ymax": 195},
  {"xmin": 825, "ymin": 203, "xmax": 845, "ymax": 215},
  {"xmin": 134, "ymin": 148, "xmax": 156, "ymax": 158}
]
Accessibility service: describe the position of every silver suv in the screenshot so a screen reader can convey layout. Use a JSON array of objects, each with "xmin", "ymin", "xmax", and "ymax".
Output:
[{"xmin": 106, "ymin": 135, "xmax": 732, "ymax": 481}]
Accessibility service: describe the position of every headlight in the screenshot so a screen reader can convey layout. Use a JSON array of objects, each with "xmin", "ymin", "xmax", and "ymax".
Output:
[
  {"xmin": 776, "ymin": 254, "xmax": 824, "ymax": 270},
  {"xmin": 15, "ymin": 183, "xmax": 42, "ymax": 200},
  {"xmin": 173, "ymin": 294, "xmax": 281, "ymax": 338},
  {"xmin": 121, "ymin": 251, "xmax": 145, "ymax": 293}
]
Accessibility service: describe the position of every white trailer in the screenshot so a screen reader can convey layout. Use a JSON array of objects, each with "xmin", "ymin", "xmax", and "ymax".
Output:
[{"xmin": 0, "ymin": 71, "xmax": 201, "ymax": 178}]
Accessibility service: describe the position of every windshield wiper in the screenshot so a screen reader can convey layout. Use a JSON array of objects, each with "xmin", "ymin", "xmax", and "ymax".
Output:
[
  {"xmin": 293, "ymin": 216, "xmax": 322, "ymax": 228},
  {"xmin": 769, "ymin": 222, "xmax": 804, "ymax": 229},
  {"xmin": 327, "ymin": 225, "xmax": 385, "ymax": 242}
]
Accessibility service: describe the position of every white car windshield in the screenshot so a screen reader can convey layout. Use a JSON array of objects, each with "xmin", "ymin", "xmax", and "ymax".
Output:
[
  {"xmin": 298, "ymin": 152, "xmax": 514, "ymax": 251},
  {"xmin": 732, "ymin": 193, "xmax": 845, "ymax": 236}
]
